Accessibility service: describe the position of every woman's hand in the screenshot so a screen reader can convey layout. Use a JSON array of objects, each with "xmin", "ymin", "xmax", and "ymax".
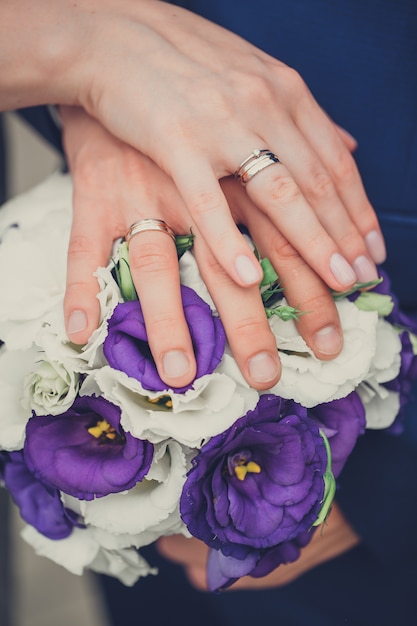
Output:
[
  {"xmin": 61, "ymin": 107, "xmax": 365, "ymax": 389},
  {"xmin": 1, "ymin": 0, "xmax": 384, "ymax": 303},
  {"xmin": 158, "ymin": 503, "xmax": 360, "ymax": 591},
  {"xmin": 73, "ymin": 1, "xmax": 384, "ymax": 287}
]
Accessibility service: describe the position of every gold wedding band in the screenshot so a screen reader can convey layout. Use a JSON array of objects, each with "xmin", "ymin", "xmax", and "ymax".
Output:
[
  {"xmin": 235, "ymin": 148, "xmax": 280, "ymax": 185},
  {"xmin": 125, "ymin": 219, "xmax": 176, "ymax": 246}
]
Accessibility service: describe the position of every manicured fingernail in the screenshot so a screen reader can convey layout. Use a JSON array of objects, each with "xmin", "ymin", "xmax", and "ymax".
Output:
[
  {"xmin": 365, "ymin": 230, "xmax": 386, "ymax": 264},
  {"xmin": 330, "ymin": 253, "xmax": 357, "ymax": 286},
  {"xmin": 352, "ymin": 255, "xmax": 379, "ymax": 283},
  {"xmin": 162, "ymin": 350, "xmax": 190, "ymax": 379},
  {"xmin": 313, "ymin": 326, "xmax": 343, "ymax": 356},
  {"xmin": 235, "ymin": 255, "xmax": 263, "ymax": 285},
  {"xmin": 248, "ymin": 352, "xmax": 279, "ymax": 383},
  {"xmin": 67, "ymin": 310, "xmax": 87, "ymax": 335}
]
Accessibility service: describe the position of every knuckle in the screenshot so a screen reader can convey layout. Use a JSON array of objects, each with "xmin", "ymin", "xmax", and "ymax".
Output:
[
  {"xmin": 233, "ymin": 70, "xmax": 274, "ymax": 107},
  {"xmin": 270, "ymin": 236, "xmax": 300, "ymax": 265},
  {"xmin": 278, "ymin": 66, "xmax": 307, "ymax": 96},
  {"xmin": 129, "ymin": 242, "xmax": 173, "ymax": 275},
  {"xmin": 67, "ymin": 233, "xmax": 93, "ymax": 258},
  {"xmin": 268, "ymin": 174, "xmax": 301, "ymax": 206},
  {"xmin": 231, "ymin": 315, "xmax": 270, "ymax": 341},
  {"xmin": 331, "ymin": 150, "xmax": 358, "ymax": 184},
  {"xmin": 305, "ymin": 170, "xmax": 335, "ymax": 203},
  {"xmin": 189, "ymin": 190, "xmax": 225, "ymax": 219}
]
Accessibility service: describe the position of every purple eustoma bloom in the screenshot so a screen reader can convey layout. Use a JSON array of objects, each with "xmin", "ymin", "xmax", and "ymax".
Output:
[
  {"xmin": 309, "ymin": 392, "xmax": 366, "ymax": 477},
  {"xmin": 180, "ymin": 394, "xmax": 328, "ymax": 586},
  {"xmin": 206, "ymin": 530, "xmax": 312, "ymax": 591},
  {"xmin": 103, "ymin": 285, "xmax": 226, "ymax": 392},
  {"xmin": 24, "ymin": 396, "xmax": 154, "ymax": 501},
  {"xmin": 0, "ymin": 450, "xmax": 79, "ymax": 539}
]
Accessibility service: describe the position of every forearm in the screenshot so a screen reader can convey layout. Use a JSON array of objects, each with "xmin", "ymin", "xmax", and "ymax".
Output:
[{"xmin": 0, "ymin": 0, "xmax": 91, "ymax": 110}]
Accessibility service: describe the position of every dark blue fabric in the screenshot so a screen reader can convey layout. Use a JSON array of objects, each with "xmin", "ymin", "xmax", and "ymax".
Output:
[{"xmin": 16, "ymin": 106, "xmax": 63, "ymax": 153}]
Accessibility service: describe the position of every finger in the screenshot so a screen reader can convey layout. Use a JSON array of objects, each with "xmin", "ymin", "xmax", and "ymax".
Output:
[
  {"xmin": 334, "ymin": 124, "xmax": 358, "ymax": 152},
  {"xmin": 294, "ymin": 94, "xmax": 386, "ymax": 263},
  {"xmin": 169, "ymin": 152, "xmax": 264, "ymax": 288},
  {"xmin": 157, "ymin": 535, "xmax": 208, "ymax": 568},
  {"xmin": 157, "ymin": 536, "xmax": 209, "ymax": 591},
  {"xmin": 238, "ymin": 160, "xmax": 358, "ymax": 292},
  {"xmin": 128, "ymin": 228, "xmax": 197, "ymax": 388},
  {"xmin": 64, "ymin": 200, "xmax": 110, "ymax": 345},
  {"xmin": 260, "ymin": 124, "xmax": 379, "ymax": 283},
  {"xmin": 193, "ymin": 233, "xmax": 281, "ymax": 390},
  {"xmin": 222, "ymin": 177, "xmax": 343, "ymax": 360}
]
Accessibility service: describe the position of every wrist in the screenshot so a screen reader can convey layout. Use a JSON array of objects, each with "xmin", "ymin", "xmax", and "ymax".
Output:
[{"xmin": 0, "ymin": 0, "xmax": 93, "ymax": 110}]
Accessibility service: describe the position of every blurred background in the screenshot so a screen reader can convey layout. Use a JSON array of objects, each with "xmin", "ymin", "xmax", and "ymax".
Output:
[{"xmin": 0, "ymin": 112, "xmax": 110, "ymax": 626}]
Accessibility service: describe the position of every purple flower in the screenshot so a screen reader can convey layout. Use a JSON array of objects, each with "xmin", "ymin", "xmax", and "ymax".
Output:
[
  {"xmin": 180, "ymin": 394, "xmax": 327, "ymax": 570},
  {"xmin": 103, "ymin": 285, "xmax": 226, "ymax": 392},
  {"xmin": 0, "ymin": 450, "xmax": 79, "ymax": 539},
  {"xmin": 24, "ymin": 396, "xmax": 153, "ymax": 500},
  {"xmin": 309, "ymin": 393, "xmax": 366, "ymax": 477},
  {"xmin": 206, "ymin": 530, "xmax": 313, "ymax": 591}
]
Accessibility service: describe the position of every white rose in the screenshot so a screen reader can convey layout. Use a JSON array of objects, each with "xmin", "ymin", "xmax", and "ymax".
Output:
[
  {"xmin": 0, "ymin": 347, "xmax": 39, "ymax": 450},
  {"xmin": 22, "ymin": 359, "xmax": 80, "ymax": 416},
  {"xmin": 269, "ymin": 299, "xmax": 378, "ymax": 407}
]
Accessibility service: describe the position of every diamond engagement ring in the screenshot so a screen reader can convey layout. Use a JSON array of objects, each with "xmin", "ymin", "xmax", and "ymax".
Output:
[{"xmin": 234, "ymin": 149, "xmax": 281, "ymax": 185}]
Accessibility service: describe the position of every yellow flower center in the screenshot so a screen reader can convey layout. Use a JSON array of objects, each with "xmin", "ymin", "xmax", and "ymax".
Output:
[
  {"xmin": 88, "ymin": 419, "xmax": 118, "ymax": 441},
  {"xmin": 147, "ymin": 395, "xmax": 173, "ymax": 409},
  {"xmin": 234, "ymin": 461, "xmax": 261, "ymax": 481}
]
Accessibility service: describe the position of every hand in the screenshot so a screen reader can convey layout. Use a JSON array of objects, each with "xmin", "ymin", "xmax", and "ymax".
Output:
[
  {"xmin": 61, "ymin": 107, "xmax": 359, "ymax": 390},
  {"xmin": 61, "ymin": 106, "xmax": 281, "ymax": 389},
  {"xmin": 1, "ymin": 0, "xmax": 384, "ymax": 301},
  {"xmin": 72, "ymin": 0, "xmax": 384, "ymax": 289},
  {"xmin": 158, "ymin": 503, "xmax": 360, "ymax": 591}
]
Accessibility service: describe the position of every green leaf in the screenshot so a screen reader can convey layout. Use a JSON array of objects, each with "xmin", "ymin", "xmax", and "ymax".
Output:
[
  {"xmin": 312, "ymin": 431, "xmax": 336, "ymax": 528},
  {"xmin": 331, "ymin": 277, "xmax": 383, "ymax": 300},
  {"xmin": 265, "ymin": 305, "xmax": 302, "ymax": 321}
]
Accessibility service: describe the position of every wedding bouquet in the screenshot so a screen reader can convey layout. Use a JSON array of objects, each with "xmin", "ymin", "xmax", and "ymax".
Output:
[{"xmin": 1, "ymin": 173, "xmax": 416, "ymax": 591}]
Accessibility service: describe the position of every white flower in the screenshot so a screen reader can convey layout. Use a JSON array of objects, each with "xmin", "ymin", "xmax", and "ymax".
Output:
[
  {"xmin": 357, "ymin": 318, "xmax": 402, "ymax": 429},
  {"xmin": 0, "ymin": 347, "xmax": 39, "ymax": 450},
  {"xmin": 0, "ymin": 175, "xmax": 72, "ymax": 350},
  {"xmin": 179, "ymin": 251, "xmax": 216, "ymax": 309},
  {"xmin": 81, "ymin": 353, "xmax": 258, "ymax": 447},
  {"xmin": 77, "ymin": 440, "xmax": 189, "ymax": 537},
  {"xmin": 22, "ymin": 359, "xmax": 80, "ymax": 416},
  {"xmin": 33, "ymin": 265, "xmax": 121, "ymax": 375},
  {"xmin": 21, "ymin": 525, "xmax": 156, "ymax": 586},
  {"xmin": 269, "ymin": 299, "xmax": 378, "ymax": 407}
]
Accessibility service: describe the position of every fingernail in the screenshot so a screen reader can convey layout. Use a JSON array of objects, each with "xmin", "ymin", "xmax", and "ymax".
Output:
[
  {"xmin": 313, "ymin": 325, "xmax": 343, "ymax": 356},
  {"xmin": 330, "ymin": 253, "xmax": 357, "ymax": 286},
  {"xmin": 235, "ymin": 255, "xmax": 263, "ymax": 285},
  {"xmin": 162, "ymin": 350, "xmax": 190, "ymax": 379},
  {"xmin": 352, "ymin": 255, "xmax": 379, "ymax": 283},
  {"xmin": 67, "ymin": 310, "xmax": 87, "ymax": 335},
  {"xmin": 365, "ymin": 230, "xmax": 386, "ymax": 264},
  {"xmin": 248, "ymin": 352, "xmax": 279, "ymax": 383}
]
